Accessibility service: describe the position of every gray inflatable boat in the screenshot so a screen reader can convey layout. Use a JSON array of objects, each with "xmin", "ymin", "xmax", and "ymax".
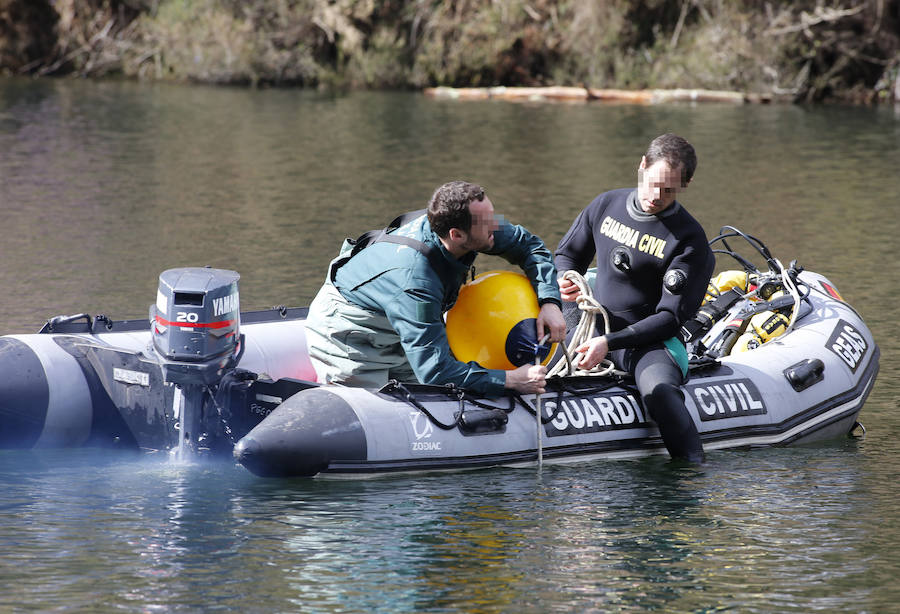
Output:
[
  {"xmin": 0, "ymin": 229, "xmax": 879, "ymax": 477},
  {"xmin": 233, "ymin": 228, "xmax": 879, "ymax": 477}
]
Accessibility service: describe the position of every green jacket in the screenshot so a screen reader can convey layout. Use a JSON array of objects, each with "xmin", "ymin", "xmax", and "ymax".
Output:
[{"xmin": 333, "ymin": 213, "xmax": 560, "ymax": 396}]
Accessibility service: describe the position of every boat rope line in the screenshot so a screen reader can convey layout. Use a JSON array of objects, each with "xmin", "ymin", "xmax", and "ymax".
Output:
[
  {"xmin": 535, "ymin": 333, "xmax": 549, "ymax": 466},
  {"xmin": 514, "ymin": 374, "xmax": 631, "ymax": 423},
  {"xmin": 382, "ymin": 380, "xmax": 517, "ymax": 431},
  {"xmin": 514, "ymin": 388, "xmax": 570, "ymax": 425},
  {"xmin": 379, "ymin": 374, "xmax": 633, "ymax": 431},
  {"xmin": 772, "ymin": 257, "xmax": 812, "ymax": 336},
  {"xmin": 378, "ymin": 379, "xmax": 627, "ymax": 431},
  {"xmin": 547, "ymin": 271, "xmax": 626, "ymax": 379}
]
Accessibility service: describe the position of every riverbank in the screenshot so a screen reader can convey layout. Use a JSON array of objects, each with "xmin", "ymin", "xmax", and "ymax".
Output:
[{"xmin": 2, "ymin": 0, "xmax": 898, "ymax": 105}]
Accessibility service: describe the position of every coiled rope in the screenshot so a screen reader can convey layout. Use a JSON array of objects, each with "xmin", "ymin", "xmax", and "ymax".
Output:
[{"xmin": 547, "ymin": 270, "xmax": 625, "ymax": 378}]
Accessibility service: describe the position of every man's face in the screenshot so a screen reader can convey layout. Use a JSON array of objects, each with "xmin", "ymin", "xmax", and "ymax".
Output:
[
  {"xmin": 461, "ymin": 196, "xmax": 498, "ymax": 252},
  {"xmin": 637, "ymin": 157, "xmax": 688, "ymax": 214}
]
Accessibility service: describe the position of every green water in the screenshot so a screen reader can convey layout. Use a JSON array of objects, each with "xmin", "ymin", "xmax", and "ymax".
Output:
[{"xmin": 1, "ymin": 77, "xmax": 898, "ymax": 612}]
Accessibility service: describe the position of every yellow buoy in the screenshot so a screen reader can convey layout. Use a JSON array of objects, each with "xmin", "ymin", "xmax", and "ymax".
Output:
[{"xmin": 446, "ymin": 271, "xmax": 557, "ymax": 370}]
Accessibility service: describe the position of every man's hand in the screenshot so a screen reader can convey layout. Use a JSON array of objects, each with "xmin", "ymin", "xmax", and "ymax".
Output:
[
  {"xmin": 559, "ymin": 276, "xmax": 581, "ymax": 302},
  {"xmin": 574, "ymin": 336, "xmax": 609, "ymax": 370},
  {"xmin": 505, "ymin": 364, "xmax": 548, "ymax": 394},
  {"xmin": 536, "ymin": 302, "xmax": 566, "ymax": 343}
]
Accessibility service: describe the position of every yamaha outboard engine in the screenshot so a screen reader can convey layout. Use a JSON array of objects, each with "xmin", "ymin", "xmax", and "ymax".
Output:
[{"xmin": 149, "ymin": 267, "xmax": 242, "ymax": 458}]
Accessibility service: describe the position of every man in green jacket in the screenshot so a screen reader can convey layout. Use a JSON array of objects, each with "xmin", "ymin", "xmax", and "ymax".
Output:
[{"xmin": 305, "ymin": 180, "xmax": 566, "ymax": 396}]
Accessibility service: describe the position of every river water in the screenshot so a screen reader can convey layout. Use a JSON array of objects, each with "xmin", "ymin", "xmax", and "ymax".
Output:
[{"xmin": 1, "ymin": 77, "xmax": 898, "ymax": 612}]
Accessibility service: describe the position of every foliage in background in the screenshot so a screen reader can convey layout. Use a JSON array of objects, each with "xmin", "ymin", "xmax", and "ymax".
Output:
[{"xmin": 0, "ymin": 0, "xmax": 897, "ymax": 103}]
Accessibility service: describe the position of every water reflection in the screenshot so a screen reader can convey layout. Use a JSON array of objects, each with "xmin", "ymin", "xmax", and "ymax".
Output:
[{"xmin": 0, "ymin": 435, "xmax": 888, "ymax": 612}]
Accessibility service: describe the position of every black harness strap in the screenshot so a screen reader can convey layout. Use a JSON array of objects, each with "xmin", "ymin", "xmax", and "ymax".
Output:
[
  {"xmin": 373, "ymin": 234, "xmax": 457, "ymax": 290},
  {"xmin": 329, "ymin": 209, "xmax": 459, "ymax": 305}
]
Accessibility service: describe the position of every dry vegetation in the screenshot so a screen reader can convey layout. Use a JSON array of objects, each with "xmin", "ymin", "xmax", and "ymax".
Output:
[{"xmin": 1, "ymin": 0, "xmax": 898, "ymax": 103}]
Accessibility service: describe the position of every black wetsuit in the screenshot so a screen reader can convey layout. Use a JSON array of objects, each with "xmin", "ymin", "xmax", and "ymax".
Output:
[{"xmin": 555, "ymin": 188, "xmax": 714, "ymax": 461}]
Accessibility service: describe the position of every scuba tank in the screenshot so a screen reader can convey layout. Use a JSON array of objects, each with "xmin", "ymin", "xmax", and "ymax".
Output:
[
  {"xmin": 706, "ymin": 316, "xmax": 750, "ymax": 358},
  {"xmin": 728, "ymin": 292, "xmax": 792, "ymax": 355},
  {"xmin": 687, "ymin": 269, "xmax": 752, "ymax": 347},
  {"xmin": 750, "ymin": 308, "xmax": 791, "ymax": 342},
  {"xmin": 731, "ymin": 331, "xmax": 762, "ymax": 353}
]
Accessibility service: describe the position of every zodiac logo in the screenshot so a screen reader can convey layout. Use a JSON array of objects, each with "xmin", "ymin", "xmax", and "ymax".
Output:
[{"xmin": 408, "ymin": 410, "xmax": 434, "ymax": 440}]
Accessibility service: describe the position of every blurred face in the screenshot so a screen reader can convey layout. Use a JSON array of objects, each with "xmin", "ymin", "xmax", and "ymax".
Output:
[
  {"xmin": 459, "ymin": 196, "xmax": 498, "ymax": 252},
  {"xmin": 637, "ymin": 156, "xmax": 688, "ymax": 214}
]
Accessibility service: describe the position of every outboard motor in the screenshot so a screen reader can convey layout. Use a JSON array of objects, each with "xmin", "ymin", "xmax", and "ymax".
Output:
[{"xmin": 149, "ymin": 267, "xmax": 243, "ymax": 458}]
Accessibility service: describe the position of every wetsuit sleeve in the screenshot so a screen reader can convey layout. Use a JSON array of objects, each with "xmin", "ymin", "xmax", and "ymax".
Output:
[
  {"xmin": 486, "ymin": 221, "xmax": 561, "ymax": 306},
  {"xmin": 604, "ymin": 236, "xmax": 714, "ymax": 350},
  {"xmin": 555, "ymin": 200, "xmax": 601, "ymax": 275},
  {"xmin": 383, "ymin": 269, "xmax": 507, "ymax": 397}
]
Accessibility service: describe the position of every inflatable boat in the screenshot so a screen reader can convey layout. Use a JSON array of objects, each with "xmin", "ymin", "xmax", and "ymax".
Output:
[
  {"xmin": 232, "ymin": 227, "xmax": 879, "ymax": 476},
  {"xmin": 0, "ymin": 229, "xmax": 879, "ymax": 478}
]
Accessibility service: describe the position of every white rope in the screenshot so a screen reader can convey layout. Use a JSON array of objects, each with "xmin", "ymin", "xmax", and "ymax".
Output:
[
  {"xmin": 547, "ymin": 271, "xmax": 625, "ymax": 378},
  {"xmin": 535, "ymin": 334, "xmax": 548, "ymax": 468},
  {"xmin": 774, "ymin": 258, "xmax": 801, "ymax": 333}
]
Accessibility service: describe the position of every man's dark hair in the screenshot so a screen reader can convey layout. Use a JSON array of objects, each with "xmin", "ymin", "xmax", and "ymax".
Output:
[
  {"xmin": 427, "ymin": 181, "xmax": 486, "ymax": 238},
  {"xmin": 645, "ymin": 134, "xmax": 697, "ymax": 185}
]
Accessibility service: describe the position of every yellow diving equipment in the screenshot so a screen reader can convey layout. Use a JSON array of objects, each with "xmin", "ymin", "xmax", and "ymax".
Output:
[
  {"xmin": 749, "ymin": 310, "xmax": 790, "ymax": 343},
  {"xmin": 730, "ymin": 310, "xmax": 790, "ymax": 354},
  {"xmin": 704, "ymin": 270, "xmax": 749, "ymax": 304},
  {"xmin": 731, "ymin": 331, "xmax": 762, "ymax": 353},
  {"xmin": 446, "ymin": 271, "xmax": 557, "ymax": 370}
]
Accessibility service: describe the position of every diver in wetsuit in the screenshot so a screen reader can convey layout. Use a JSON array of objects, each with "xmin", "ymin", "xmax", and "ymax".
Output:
[{"xmin": 555, "ymin": 134, "xmax": 714, "ymax": 463}]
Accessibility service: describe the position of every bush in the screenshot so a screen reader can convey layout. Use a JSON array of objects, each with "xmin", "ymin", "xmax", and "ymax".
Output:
[{"xmin": 2, "ymin": 0, "xmax": 897, "ymax": 103}]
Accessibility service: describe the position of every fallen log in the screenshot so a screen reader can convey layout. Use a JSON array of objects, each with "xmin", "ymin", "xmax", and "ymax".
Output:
[{"xmin": 424, "ymin": 86, "xmax": 774, "ymax": 104}]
